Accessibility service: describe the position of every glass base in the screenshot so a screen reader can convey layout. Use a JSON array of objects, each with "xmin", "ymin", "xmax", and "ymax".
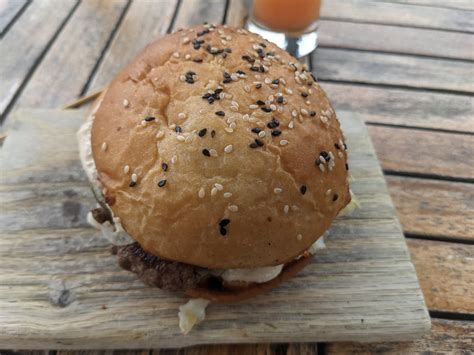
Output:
[{"xmin": 246, "ymin": 19, "xmax": 318, "ymax": 58}]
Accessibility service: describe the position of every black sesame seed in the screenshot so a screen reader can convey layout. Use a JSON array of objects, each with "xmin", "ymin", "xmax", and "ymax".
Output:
[
  {"xmin": 249, "ymin": 142, "xmax": 258, "ymax": 149},
  {"xmin": 315, "ymin": 159, "xmax": 321, "ymax": 166},
  {"xmin": 162, "ymin": 163, "xmax": 168, "ymax": 171},
  {"xmin": 261, "ymin": 106, "xmax": 272, "ymax": 113},
  {"xmin": 310, "ymin": 111, "xmax": 316, "ymax": 117},
  {"xmin": 224, "ymin": 48, "xmax": 232, "ymax": 53},
  {"xmin": 215, "ymin": 111, "xmax": 225, "ymax": 116},
  {"xmin": 320, "ymin": 151, "xmax": 329, "ymax": 159},
  {"xmin": 186, "ymin": 70, "xmax": 196, "ymax": 76},
  {"xmin": 267, "ymin": 118, "xmax": 280, "ymax": 129},
  {"xmin": 272, "ymin": 79, "xmax": 280, "ymax": 85},
  {"xmin": 202, "ymin": 92, "xmax": 211, "ymax": 99},
  {"xmin": 175, "ymin": 126, "xmax": 182, "ymax": 133},
  {"xmin": 345, "ymin": 163, "xmax": 349, "ymax": 170},
  {"xmin": 271, "ymin": 129, "xmax": 281, "ymax": 137},
  {"xmin": 144, "ymin": 116, "xmax": 156, "ymax": 122},
  {"xmin": 223, "ymin": 72, "xmax": 231, "ymax": 79},
  {"xmin": 193, "ymin": 43, "xmax": 201, "ymax": 50},
  {"xmin": 129, "ymin": 180, "xmax": 137, "ymax": 187},
  {"xmin": 236, "ymin": 69, "xmax": 245, "ymax": 75},
  {"xmin": 215, "ymin": 88, "xmax": 223, "ymax": 94},
  {"xmin": 219, "ymin": 227, "xmax": 227, "ymax": 236},
  {"xmin": 211, "ymin": 130, "xmax": 216, "ymax": 138},
  {"xmin": 343, "ymin": 143, "xmax": 348, "ymax": 150},
  {"xmin": 256, "ymin": 100, "xmax": 265, "ymax": 106},
  {"xmin": 219, "ymin": 218, "xmax": 230, "ymax": 227},
  {"xmin": 277, "ymin": 96, "xmax": 284, "ymax": 104},
  {"xmin": 266, "ymin": 51, "xmax": 275, "ymax": 56},
  {"xmin": 300, "ymin": 185, "xmax": 307, "ymax": 195},
  {"xmin": 255, "ymin": 139, "xmax": 264, "ymax": 147},
  {"xmin": 333, "ymin": 194, "xmax": 339, "ymax": 201},
  {"xmin": 259, "ymin": 42, "xmax": 267, "ymax": 48},
  {"xmin": 250, "ymin": 66, "xmax": 259, "ymax": 72},
  {"xmin": 251, "ymin": 127, "xmax": 262, "ymax": 134},
  {"xmin": 335, "ymin": 143, "xmax": 341, "ymax": 150},
  {"xmin": 198, "ymin": 128, "xmax": 207, "ymax": 137},
  {"xmin": 259, "ymin": 65, "xmax": 265, "ymax": 72},
  {"xmin": 208, "ymin": 96, "xmax": 215, "ymax": 104},
  {"xmin": 185, "ymin": 78, "xmax": 194, "ymax": 84},
  {"xmin": 202, "ymin": 149, "xmax": 211, "ymax": 157},
  {"xmin": 223, "ymin": 78, "xmax": 232, "ymax": 84},
  {"xmin": 158, "ymin": 179, "xmax": 167, "ymax": 188},
  {"xmin": 193, "ymin": 58, "xmax": 203, "ymax": 63},
  {"xmin": 256, "ymin": 83, "xmax": 262, "ymax": 89},
  {"xmin": 310, "ymin": 73, "xmax": 317, "ymax": 82},
  {"xmin": 301, "ymin": 92, "xmax": 308, "ymax": 98},
  {"xmin": 242, "ymin": 55, "xmax": 252, "ymax": 62}
]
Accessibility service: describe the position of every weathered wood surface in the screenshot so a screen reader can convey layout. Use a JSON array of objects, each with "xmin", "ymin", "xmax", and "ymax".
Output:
[
  {"xmin": 387, "ymin": 176, "xmax": 474, "ymax": 241},
  {"xmin": 368, "ymin": 125, "xmax": 474, "ymax": 181},
  {"xmin": 0, "ymin": 109, "xmax": 429, "ymax": 348},
  {"xmin": 408, "ymin": 239, "xmax": 474, "ymax": 314},
  {"xmin": 0, "ymin": 0, "xmax": 128, "ymax": 129},
  {"xmin": 382, "ymin": 0, "xmax": 474, "ymax": 11},
  {"xmin": 326, "ymin": 318, "xmax": 474, "ymax": 354},
  {"xmin": 322, "ymin": 82, "xmax": 474, "ymax": 133},
  {"xmin": 313, "ymin": 48, "xmax": 474, "ymax": 94},
  {"xmin": 0, "ymin": 0, "xmax": 78, "ymax": 118},
  {"xmin": 321, "ymin": 0, "xmax": 474, "ymax": 32},
  {"xmin": 0, "ymin": 0, "xmax": 28, "ymax": 35}
]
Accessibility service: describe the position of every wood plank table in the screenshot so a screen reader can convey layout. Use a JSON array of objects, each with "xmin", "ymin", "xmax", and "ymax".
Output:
[{"xmin": 1, "ymin": 0, "xmax": 473, "ymax": 353}]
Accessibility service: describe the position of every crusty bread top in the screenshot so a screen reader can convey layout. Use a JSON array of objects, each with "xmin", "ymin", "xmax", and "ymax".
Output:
[{"xmin": 91, "ymin": 24, "xmax": 350, "ymax": 269}]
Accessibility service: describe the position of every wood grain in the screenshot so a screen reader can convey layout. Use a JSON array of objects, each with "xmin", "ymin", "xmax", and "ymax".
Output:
[
  {"xmin": 87, "ymin": 0, "xmax": 178, "ymax": 92},
  {"xmin": 319, "ymin": 20, "xmax": 474, "ymax": 61},
  {"xmin": 0, "ymin": 109, "xmax": 429, "ymax": 348},
  {"xmin": 381, "ymin": 0, "xmax": 474, "ymax": 11},
  {"xmin": 322, "ymin": 82, "xmax": 474, "ymax": 133},
  {"xmin": 225, "ymin": 0, "xmax": 247, "ymax": 27},
  {"xmin": 0, "ymin": 0, "xmax": 78, "ymax": 118},
  {"xmin": 313, "ymin": 48, "xmax": 474, "ymax": 93},
  {"xmin": 408, "ymin": 239, "xmax": 474, "ymax": 314},
  {"xmin": 326, "ymin": 318, "xmax": 474, "ymax": 354},
  {"xmin": 1, "ymin": 0, "xmax": 128, "ymax": 129},
  {"xmin": 172, "ymin": 0, "xmax": 227, "ymax": 30},
  {"xmin": 387, "ymin": 176, "xmax": 474, "ymax": 241},
  {"xmin": 321, "ymin": 0, "xmax": 474, "ymax": 33},
  {"xmin": 368, "ymin": 125, "xmax": 474, "ymax": 181},
  {"xmin": 0, "ymin": 0, "xmax": 28, "ymax": 35}
]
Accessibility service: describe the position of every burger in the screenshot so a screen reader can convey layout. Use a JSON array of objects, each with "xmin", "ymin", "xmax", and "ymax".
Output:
[{"xmin": 78, "ymin": 24, "xmax": 351, "ymax": 332}]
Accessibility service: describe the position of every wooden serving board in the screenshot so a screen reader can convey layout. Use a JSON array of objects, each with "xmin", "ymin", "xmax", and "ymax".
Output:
[{"xmin": 0, "ymin": 109, "xmax": 430, "ymax": 349}]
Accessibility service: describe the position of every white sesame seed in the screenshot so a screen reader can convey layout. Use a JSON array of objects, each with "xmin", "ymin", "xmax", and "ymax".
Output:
[
  {"xmin": 211, "ymin": 187, "xmax": 218, "ymax": 196},
  {"xmin": 258, "ymin": 131, "xmax": 266, "ymax": 138},
  {"xmin": 178, "ymin": 112, "xmax": 186, "ymax": 119},
  {"xmin": 176, "ymin": 135, "xmax": 185, "ymax": 142},
  {"xmin": 295, "ymin": 76, "xmax": 302, "ymax": 84},
  {"xmin": 199, "ymin": 109, "xmax": 206, "ymax": 114},
  {"xmin": 223, "ymin": 192, "xmax": 232, "ymax": 198},
  {"xmin": 319, "ymin": 164, "xmax": 326, "ymax": 172},
  {"xmin": 319, "ymin": 156, "xmax": 326, "ymax": 164},
  {"xmin": 297, "ymin": 234, "xmax": 303, "ymax": 241},
  {"xmin": 270, "ymin": 104, "xmax": 277, "ymax": 111},
  {"xmin": 284, "ymin": 205, "xmax": 289, "ymax": 214},
  {"xmin": 264, "ymin": 77, "xmax": 271, "ymax": 84},
  {"xmin": 326, "ymin": 189, "xmax": 332, "ymax": 196},
  {"xmin": 221, "ymin": 39, "xmax": 227, "ymax": 45},
  {"xmin": 291, "ymin": 205, "xmax": 299, "ymax": 211},
  {"xmin": 123, "ymin": 99, "xmax": 129, "ymax": 108},
  {"xmin": 274, "ymin": 188, "xmax": 283, "ymax": 194},
  {"xmin": 285, "ymin": 88, "xmax": 293, "ymax": 95},
  {"xmin": 171, "ymin": 155, "xmax": 177, "ymax": 164},
  {"xmin": 291, "ymin": 110, "xmax": 298, "ymax": 118},
  {"xmin": 301, "ymin": 108, "xmax": 309, "ymax": 116},
  {"xmin": 101, "ymin": 142, "xmax": 107, "ymax": 151},
  {"xmin": 249, "ymin": 104, "xmax": 259, "ymax": 109},
  {"xmin": 321, "ymin": 116, "xmax": 329, "ymax": 124},
  {"xmin": 224, "ymin": 127, "xmax": 234, "ymax": 133},
  {"xmin": 209, "ymin": 148, "xmax": 218, "ymax": 157},
  {"xmin": 123, "ymin": 165, "xmax": 130, "ymax": 174},
  {"xmin": 329, "ymin": 151, "xmax": 335, "ymax": 160},
  {"xmin": 185, "ymin": 135, "xmax": 193, "ymax": 143},
  {"xmin": 249, "ymin": 116, "xmax": 258, "ymax": 123},
  {"xmin": 131, "ymin": 173, "xmax": 137, "ymax": 183},
  {"xmin": 231, "ymin": 74, "xmax": 238, "ymax": 81},
  {"xmin": 298, "ymin": 115, "xmax": 304, "ymax": 123},
  {"xmin": 231, "ymin": 100, "xmax": 239, "ymax": 108},
  {"xmin": 255, "ymin": 74, "xmax": 262, "ymax": 80},
  {"xmin": 173, "ymin": 52, "xmax": 180, "ymax": 58},
  {"xmin": 214, "ymin": 183, "xmax": 224, "ymax": 191},
  {"xmin": 242, "ymin": 114, "xmax": 250, "ymax": 121},
  {"xmin": 198, "ymin": 187, "xmax": 205, "ymax": 198},
  {"xmin": 156, "ymin": 131, "xmax": 165, "ymax": 139},
  {"xmin": 228, "ymin": 205, "xmax": 239, "ymax": 212},
  {"xmin": 244, "ymin": 85, "xmax": 251, "ymax": 93},
  {"xmin": 182, "ymin": 37, "xmax": 190, "ymax": 44},
  {"xmin": 280, "ymin": 78, "xmax": 287, "ymax": 85},
  {"xmin": 225, "ymin": 93, "xmax": 233, "ymax": 99},
  {"xmin": 338, "ymin": 151, "xmax": 344, "ymax": 158},
  {"xmin": 141, "ymin": 120, "xmax": 147, "ymax": 126},
  {"xmin": 280, "ymin": 140, "xmax": 289, "ymax": 146},
  {"xmin": 229, "ymin": 122, "xmax": 236, "ymax": 129},
  {"xmin": 185, "ymin": 54, "xmax": 191, "ymax": 60},
  {"xmin": 288, "ymin": 121, "xmax": 294, "ymax": 129},
  {"xmin": 306, "ymin": 100, "xmax": 311, "ymax": 105},
  {"xmin": 224, "ymin": 144, "xmax": 233, "ymax": 153},
  {"xmin": 179, "ymin": 75, "xmax": 186, "ymax": 82}
]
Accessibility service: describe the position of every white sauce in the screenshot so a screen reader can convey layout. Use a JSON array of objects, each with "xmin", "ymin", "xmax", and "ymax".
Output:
[
  {"xmin": 221, "ymin": 264, "xmax": 284, "ymax": 284},
  {"xmin": 178, "ymin": 298, "xmax": 210, "ymax": 334}
]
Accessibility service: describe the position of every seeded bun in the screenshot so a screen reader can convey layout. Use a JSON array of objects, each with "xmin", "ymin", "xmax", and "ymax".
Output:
[{"xmin": 91, "ymin": 24, "xmax": 350, "ymax": 269}]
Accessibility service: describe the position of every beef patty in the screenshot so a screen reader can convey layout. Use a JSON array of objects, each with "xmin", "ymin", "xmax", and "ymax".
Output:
[{"xmin": 112, "ymin": 243, "xmax": 210, "ymax": 292}]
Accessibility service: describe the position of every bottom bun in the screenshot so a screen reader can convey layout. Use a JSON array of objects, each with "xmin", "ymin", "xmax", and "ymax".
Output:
[{"xmin": 186, "ymin": 253, "xmax": 312, "ymax": 303}]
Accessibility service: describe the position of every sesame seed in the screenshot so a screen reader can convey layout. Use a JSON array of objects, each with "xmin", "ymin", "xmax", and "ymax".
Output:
[
  {"xmin": 301, "ymin": 92, "xmax": 308, "ymax": 98},
  {"xmin": 249, "ymin": 104, "xmax": 259, "ymax": 109},
  {"xmin": 173, "ymin": 52, "xmax": 180, "ymax": 58},
  {"xmin": 198, "ymin": 128, "xmax": 207, "ymax": 137},
  {"xmin": 123, "ymin": 99, "xmax": 129, "ymax": 108},
  {"xmin": 182, "ymin": 37, "xmax": 190, "ymax": 44},
  {"xmin": 243, "ymin": 114, "xmax": 250, "ymax": 121},
  {"xmin": 185, "ymin": 134, "xmax": 193, "ymax": 143},
  {"xmin": 202, "ymin": 149, "xmax": 210, "ymax": 157},
  {"xmin": 131, "ymin": 173, "xmax": 138, "ymax": 183},
  {"xmin": 179, "ymin": 75, "xmax": 186, "ymax": 82},
  {"xmin": 175, "ymin": 126, "xmax": 182, "ymax": 133},
  {"xmin": 291, "ymin": 110, "xmax": 298, "ymax": 118},
  {"xmin": 300, "ymin": 185, "xmax": 307, "ymax": 195},
  {"xmin": 171, "ymin": 155, "xmax": 177, "ymax": 164},
  {"xmin": 231, "ymin": 73, "xmax": 238, "ymax": 81},
  {"xmin": 178, "ymin": 112, "xmax": 186, "ymax": 119},
  {"xmin": 101, "ymin": 142, "xmax": 107, "ymax": 151},
  {"xmin": 258, "ymin": 131, "xmax": 266, "ymax": 138},
  {"xmin": 156, "ymin": 131, "xmax": 165, "ymax": 139},
  {"xmin": 326, "ymin": 189, "xmax": 332, "ymax": 196},
  {"xmin": 223, "ymin": 192, "xmax": 232, "ymax": 198},
  {"xmin": 256, "ymin": 83, "xmax": 262, "ymax": 89},
  {"xmin": 211, "ymin": 187, "xmax": 218, "ymax": 196},
  {"xmin": 279, "ymin": 140, "xmax": 289, "ymax": 146},
  {"xmin": 338, "ymin": 151, "xmax": 344, "ymax": 158},
  {"xmin": 333, "ymin": 194, "xmax": 339, "ymax": 201},
  {"xmin": 145, "ymin": 116, "xmax": 156, "ymax": 122},
  {"xmin": 228, "ymin": 205, "xmax": 239, "ymax": 212},
  {"xmin": 274, "ymin": 187, "xmax": 283, "ymax": 194},
  {"xmin": 176, "ymin": 135, "xmax": 185, "ymax": 142},
  {"xmin": 198, "ymin": 187, "xmax": 205, "ymax": 198},
  {"xmin": 224, "ymin": 144, "xmax": 233, "ymax": 153},
  {"xmin": 319, "ymin": 164, "xmax": 326, "ymax": 172},
  {"xmin": 310, "ymin": 111, "xmax": 316, "ymax": 117},
  {"xmin": 158, "ymin": 179, "xmax": 167, "ymax": 188},
  {"xmin": 251, "ymin": 127, "xmax": 261, "ymax": 134},
  {"xmin": 271, "ymin": 129, "xmax": 281, "ymax": 136},
  {"xmin": 129, "ymin": 180, "xmax": 136, "ymax": 187},
  {"xmin": 214, "ymin": 183, "xmax": 224, "ymax": 191},
  {"xmin": 288, "ymin": 121, "xmax": 294, "ymax": 129},
  {"xmin": 284, "ymin": 88, "xmax": 293, "ymax": 95},
  {"xmin": 209, "ymin": 148, "xmax": 218, "ymax": 157},
  {"xmin": 123, "ymin": 165, "xmax": 130, "ymax": 174},
  {"xmin": 291, "ymin": 205, "xmax": 299, "ymax": 211},
  {"xmin": 215, "ymin": 111, "xmax": 225, "ymax": 116},
  {"xmin": 321, "ymin": 116, "xmax": 328, "ymax": 124},
  {"xmin": 255, "ymin": 139, "xmax": 264, "ymax": 147},
  {"xmin": 301, "ymin": 108, "xmax": 309, "ymax": 116},
  {"xmin": 219, "ymin": 227, "xmax": 228, "ymax": 236},
  {"xmin": 284, "ymin": 205, "xmax": 289, "ymax": 214},
  {"xmin": 297, "ymin": 234, "xmax": 303, "ymax": 241}
]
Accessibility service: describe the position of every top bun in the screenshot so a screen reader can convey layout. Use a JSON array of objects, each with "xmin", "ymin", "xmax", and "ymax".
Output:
[{"xmin": 91, "ymin": 24, "xmax": 350, "ymax": 269}]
